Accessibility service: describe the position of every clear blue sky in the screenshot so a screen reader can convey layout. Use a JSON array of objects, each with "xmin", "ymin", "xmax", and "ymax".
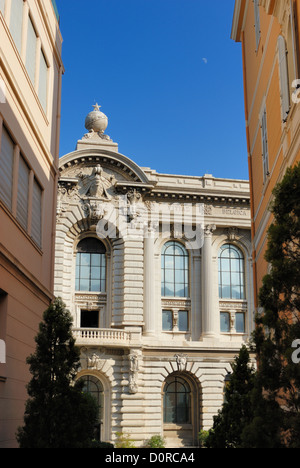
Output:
[{"xmin": 56, "ymin": 0, "xmax": 248, "ymax": 180}]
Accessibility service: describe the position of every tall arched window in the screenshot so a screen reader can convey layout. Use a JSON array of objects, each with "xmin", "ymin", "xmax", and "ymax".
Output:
[
  {"xmin": 161, "ymin": 241, "xmax": 189, "ymax": 297},
  {"xmin": 163, "ymin": 375, "xmax": 191, "ymax": 424},
  {"xmin": 218, "ymin": 244, "xmax": 245, "ymax": 300},
  {"xmin": 79, "ymin": 375, "xmax": 104, "ymax": 441},
  {"xmin": 75, "ymin": 237, "xmax": 106, "ymax": 292}
]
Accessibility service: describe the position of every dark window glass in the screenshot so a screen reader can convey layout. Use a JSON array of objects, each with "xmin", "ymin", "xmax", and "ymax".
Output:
[{"xmin": 163, "ymin": 376, "xmax": 191, "ymax": 424}]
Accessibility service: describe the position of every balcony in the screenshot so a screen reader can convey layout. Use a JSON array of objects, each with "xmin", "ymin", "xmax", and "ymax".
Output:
[{"xmin": 73, "ymin": 328, "xmax": 132, "ymax": 347}]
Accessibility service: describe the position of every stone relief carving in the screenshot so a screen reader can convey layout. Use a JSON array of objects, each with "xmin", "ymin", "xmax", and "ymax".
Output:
[
  {"xmin": 80, "ymin": 348, "xmax": 106, "ymax": 371},
  {"xmin": 78, "ymin": 164, "xmax": 115, "ymax": 200},
  {"xmin": 128, "ymin": 351, "xmax": 140, "ymax": 394},
  {"xmin": 82, "ymin": 200, "xmax": 107, "ymax": 222},
  {"xmin": 175, "ymin": 353, "xmax": 188, "ymax": 372}
]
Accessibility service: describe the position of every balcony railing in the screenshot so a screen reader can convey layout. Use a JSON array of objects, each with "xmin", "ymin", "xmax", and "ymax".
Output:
[{"xmin": 73, "ymin": 328, "xmax": 131, "ymax": 346}]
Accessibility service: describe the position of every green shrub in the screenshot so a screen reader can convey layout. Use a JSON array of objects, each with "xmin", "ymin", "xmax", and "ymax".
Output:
[
  {"xmin": 145, "ymin": 434, "xmax": 165, "ymax": 448},
  {"xmin": 198, "ymin": 430, "xmax": 209, "ymax": 448},
  {"xmin": 115, "ymin": 431, "xmax": 136, "ymax": 448}
]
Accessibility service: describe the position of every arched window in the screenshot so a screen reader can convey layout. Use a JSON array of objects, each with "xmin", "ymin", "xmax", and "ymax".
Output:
[
  {"xmin": 218, "ymin": 244, "xmax": 245, "ymax": 300},
  {"xmin": 161, "ymin": 241, "xmax": 189, "ymax": 297},
  {"xmin": 163, "ymin": 375, "xmax": 191, "ymax": 424},
  {"xmin": 79, "ymin": 375, "xmax": 104, "ymax": 441},
  {"xmin": 75, "ymin": 238, "xmax": 106, "ymax": 292}
]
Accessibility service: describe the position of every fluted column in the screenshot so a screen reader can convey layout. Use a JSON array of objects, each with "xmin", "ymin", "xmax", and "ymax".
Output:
[
  {"xmin": 143, "ymin": 226, "xmax": 156, "ymax": 336},
  {"xmin": 202, "ymin": 224, "xmax": 218, "ymax": 338}
]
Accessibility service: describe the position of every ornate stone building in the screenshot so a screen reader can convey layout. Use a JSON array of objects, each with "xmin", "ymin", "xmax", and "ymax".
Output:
[{"xmin": 54, "ymin": 105, "xmax": 254, "ymax": 447}]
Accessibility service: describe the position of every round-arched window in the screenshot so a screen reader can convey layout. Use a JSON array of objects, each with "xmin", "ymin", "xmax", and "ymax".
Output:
[
  {"xmin": 75, "ymin": 238, "xmax": 106, "ymax": 292},
  {"xmin": 79, "ymin": 375, "xmax": 104, "ymax": 440},
  {"xmin": 161, "ymin": 241, "xmax": 189, "ymax": 297},
  {"xmin": 163, "ymin": 375, "xmax": 191, "ymax": 424},
  {"xmin": 218, "ymin": 244, "xmax": 245, "ymax": 299}
]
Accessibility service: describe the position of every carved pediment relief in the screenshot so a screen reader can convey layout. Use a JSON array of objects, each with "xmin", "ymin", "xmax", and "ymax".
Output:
[{"xmin": 77, "ymin": 165, "xmax": 115, "ymax": 200}]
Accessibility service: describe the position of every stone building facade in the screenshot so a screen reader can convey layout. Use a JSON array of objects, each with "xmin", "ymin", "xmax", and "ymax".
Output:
[{"xmin": 54, "ymin": 105, "xmax": 254, "ymax": 447}]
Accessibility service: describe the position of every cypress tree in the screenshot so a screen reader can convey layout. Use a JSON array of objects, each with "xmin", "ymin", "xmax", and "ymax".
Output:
[{"xmin": 17, "ymin": 297, "xmax": 98, "ymax": 448}]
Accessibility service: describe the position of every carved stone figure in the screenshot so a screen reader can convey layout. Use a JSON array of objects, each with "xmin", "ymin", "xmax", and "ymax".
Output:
[{"xmin": 78, "ymin": 165, "xmax": 112, "ymax": 199}]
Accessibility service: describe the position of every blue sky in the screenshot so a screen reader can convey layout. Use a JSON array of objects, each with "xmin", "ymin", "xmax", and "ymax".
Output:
[{"xmin": 56, "ymin": 0, "xmax": 248, "ymax": 180}]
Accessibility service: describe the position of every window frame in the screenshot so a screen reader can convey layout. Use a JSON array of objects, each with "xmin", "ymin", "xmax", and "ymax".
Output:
[
  {"xmin": 163, "ymin": 375, "xmax": 192, "ymax": 425},
  {"xmin": 75, "ymin": 238, "xmax": 107, "ymax": 293},
  {"xmin": 218, "ymin": 243, "xmax": 245, "ymax": 300},
  {"xmin": 161, "ymin": 240, "xmax": 189, "ymax": 298},
  {"xmin": 261, "ymin": 107, "xmax": 270, "ymax": 183}
]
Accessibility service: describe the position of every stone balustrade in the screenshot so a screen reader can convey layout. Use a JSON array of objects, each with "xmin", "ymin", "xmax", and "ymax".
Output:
[{"xmin": 73, "ymin": 328, "xmax": 131, "ymax": 347}]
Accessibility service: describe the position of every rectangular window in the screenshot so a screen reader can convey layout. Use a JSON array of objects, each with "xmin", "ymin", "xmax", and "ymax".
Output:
[
  {"xmin": 220, "ymin": 312, "xmax": 230, "ymax": 333},
  {"xmin": 261, "ymin": 108, "xmax": 269, "ymax": 182},
  {"xmin": 26, "ymin": 17, "xmax": 37, "ymax": 85},
  {"xmin": 16, "ymin": 155, "xmax": 30, "ymax": 229},
  {"xmin": 9, "ymin": 0, "xmax": 24, "ymax": 53},
  {"xmin": 254, "ymin": 0, "xmax": 261, "ymax": 50},
  {"xmin": 0, "ymin": 290, "xmax": 8, "ymax": 372},
  {"xmin": 235, "ymin": 313, "xmax": 245, "ymax": 333},
  {"xmin": 31, "ymin": 178, "xmax": 42, "ymax": 246},
  {"xmin": 162, "ymin": 310, "xmax": 173, "ymax": 331},
  {"xmin": 80, "ymin": 309, "xmax": 99, "ymax": 328},
  {"xmin": 38, "ymin": 51, "xmax": 48, "ymax": 112},
  {"xmin": 178, "ymin": 310, "xmax": 188, "ymax": 332},
  {"xmin": 0, "ymin": 127, "xmax": 14, "ymax": 210}
]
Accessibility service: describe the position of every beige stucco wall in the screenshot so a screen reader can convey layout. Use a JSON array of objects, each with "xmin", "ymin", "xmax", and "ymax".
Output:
[{"xmin": 0, "ymin": 0, "xmax": 63, "ymax": 448}]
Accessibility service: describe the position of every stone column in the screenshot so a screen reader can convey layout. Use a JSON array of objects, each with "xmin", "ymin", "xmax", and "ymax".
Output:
[
  {"xmin": 202, "ymin": 224, "xmax": 218, "ymax": 338},
  {"xmin": 143, "ymin": 226, "xmax": 156, "ymax": 336}
]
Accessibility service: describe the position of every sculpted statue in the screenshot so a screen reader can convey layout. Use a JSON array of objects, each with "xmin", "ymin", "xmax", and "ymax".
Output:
[{"xmin": 78, "ymin": 165, "xmax": 112, "ymax": 200}]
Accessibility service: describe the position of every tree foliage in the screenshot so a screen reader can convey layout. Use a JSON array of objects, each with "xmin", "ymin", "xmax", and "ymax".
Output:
[
  {"xmin": 206, "ymin": 163, "xmax": 300, "ymax": 448},
  {"xmin": 205, "ymin": 345, "xmax": 255, "ymax": 448},
  {"xmin": 17, "ymin": 297, "xmax": 98, "ymax": 448},
  {"xmin": 247, "ymin": 162, "xmax": 300, "ymax": 447}
]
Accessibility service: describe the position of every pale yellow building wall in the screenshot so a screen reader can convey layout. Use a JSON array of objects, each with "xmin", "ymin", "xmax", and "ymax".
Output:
[
  {"xmin": 0, "ymin": 0, "xmax": 63, "ymax": 448},
  {"xmin": 232, "ymin": 0, "xmax": 300, "ymax": 307}
]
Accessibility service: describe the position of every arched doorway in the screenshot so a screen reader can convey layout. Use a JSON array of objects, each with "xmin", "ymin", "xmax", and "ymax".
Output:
[
  {"xmin": 162, "ymin": 373, "xmax": 199, "ymax": 447},
  {"xmin": 79, "ymin": 375, "xmax": 104, "ymax": 441}
]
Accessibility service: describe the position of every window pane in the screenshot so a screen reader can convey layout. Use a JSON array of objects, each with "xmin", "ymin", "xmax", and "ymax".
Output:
[
  {"xmin": 175, "ymin": 269, "xmax": 184, "ymax": 284},
  {"xmin": 79, "ymin": 278, "xmax": 89, "ymax": 291},
  {"xmin": 80, "ymin": 253, "xmax": 90, "ymax": 266},
  {"xmin": 0, "ymin": 127, "xmax": 14, "ymax": 209},
  {"xmin": 91, "ymin": 253, "xmax": 101, "ymax": 266},
  {"xmin": 10, "ymin": 0, "xmax": 23, "ymax": 52},
  {"xmin": 161, "ymin": 241, "xmax": 189, "ymax": 298},
  {"xmin": 164, "ymin": 283, "xmax": 174, "ymax": 297},
  {"xmin": 91, "ymin": 266, "xmax": 101, "ymax": 280},
  {"xmin": 90, "ymin": 280, "xmax": 101, "ymax": 292},
  {"xmin": 31, "ymin": 179, "xmax": 42, "ymax": 246},
  {"xmin": 218, "ymin": 244, "xmax": 245, "ymax": 299},
  {"xmin": 80, "ymin": 266, "xmax": 90, "ymax": 279},
  {"xmin": 17, "ymin": 156, "xmax": 29, "ymax": 229},
  {"xmin": 220, "ymin": 312, "xmax": 230, "ymax": 332},
  {"xmin": 38, "ymin": 51, "xmax": 48, "ymax": 111},
  {"xmin": 235, "ymin": 313, "xmax": 245, "ymax": 333},
  {"xmin": 76, "ymin": 243, "xmax": 106, "ymax": 292},
  {"xmin": 178, "ymin": 311, "xmax": 188, "ymax": 331},
  {"xmin": 26, "ymin": 17, "xmax": 37, "ymax": 84},
  {"xmin": 162, "ymin": 310, "xmax": 173, "ymax": 331}
]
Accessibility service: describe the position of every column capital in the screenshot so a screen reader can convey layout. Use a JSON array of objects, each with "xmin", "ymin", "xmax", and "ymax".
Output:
[{"xmin": 204, "ymin": 224, "xmax": 216, "ymax": 236}]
